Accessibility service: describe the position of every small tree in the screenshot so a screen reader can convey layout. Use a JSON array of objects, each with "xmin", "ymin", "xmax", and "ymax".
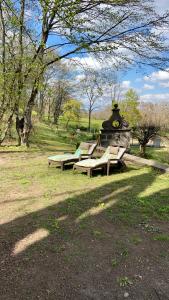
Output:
[
  {"xmin": 80, "ymin": 72, "xmax": 102, "ymax": 132},
  {"xmin": 120, "ymin": 89, "xmax": 141, "ymax": 128},
  {"xmin": 52, "ymin": 81, "xmax": 71, "ymax": 124},
  {"xmin": 62, "ymin": 99, "xmax": 81, "ymax": 129},
  {"xmin": 134, "ymin": 102, "xmax": 169, "ymax": 157},
  {"xmin": 134, "ymin": 125, "xmax": 160, "ymax": 156}
]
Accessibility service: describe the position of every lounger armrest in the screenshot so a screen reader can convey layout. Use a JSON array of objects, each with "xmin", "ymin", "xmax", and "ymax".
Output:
[
  {"xmin": 81, "ymin": 154, "xmax": 91, "ymax": 159},
  {"xmin": 108, "ymin": 158, "xmax": 118, "ymax": 163},
  {"xmin": 107, "ymin": 158, "xmax": 118, "ymax": 167},
  {"xmin": 78, "ymin": 154, "xmax": 91, "ymax": 161},
  {"xmin": 109, "ymin": 158, "xmax": 118, "ymax": 161},
  {"xmin": 64, "ymin": 151, "xmax": 74, "ymax": 154}
]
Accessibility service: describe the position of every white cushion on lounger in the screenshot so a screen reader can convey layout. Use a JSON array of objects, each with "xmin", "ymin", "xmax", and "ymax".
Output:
[{"xmin": 75, "ymin": 158, "xmax": 108, "ymax": 168}]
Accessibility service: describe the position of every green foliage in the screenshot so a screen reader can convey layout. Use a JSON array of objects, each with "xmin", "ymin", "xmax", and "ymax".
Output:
[
  {"xmin": 117, "ymin": 277, "xmax": 133, "ymax": 287},
  {"xmin": 130, "ymin": 146, "xmax": 169, "ymax": 165},
  {"xmin": 153, "ymin": 234, "xmax": 169, "ymax": 241},
  {"xmin": 130, "ymin": 236, "xmax": 142, "ymax": 245},
  {"xmin": 62, "ymin": 99, "xmax": 81, "ymax": 128},
  {"xmin": 120, "ymin": 89, "xmax": 141, "ymax": 128},
  {"xmin": 111, "ymin": 258, "xmax": 119, "ymax": 267}
]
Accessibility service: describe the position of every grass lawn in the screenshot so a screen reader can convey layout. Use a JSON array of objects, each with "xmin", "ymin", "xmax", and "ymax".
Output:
[
  {"xmin": 131, "ymin": 145, "xmax": 169, "ymax": 164},
  {"xmin": 1, "ymin": 122, "xmax": 169, "ymax": 299}
]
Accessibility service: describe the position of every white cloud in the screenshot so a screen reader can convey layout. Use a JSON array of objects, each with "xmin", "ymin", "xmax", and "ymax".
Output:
[
  {"xmin": 140, "ymin": 93, "xmax": 169, "ymax": 103},
  {"xmin": 153, "ymin": 26, "xmax": 169, "ymax": 41},
  {"xmin": 154, "ymin": 0, "xmax": 169, "ymax": 13},
  {"xmin": 72, "ymin": 56, "xmax": 104, "ymax": 71},
  {"xmin": 144, "ymin": 69, "xmax": 169, "ymax": 82},
  {"xmin": 75, "ymin": 74, "xmax": 86, "ymax": 82},
  {"xmin": 121, "ymin": 80, "xmax": 130, "ymax": 89},
  {"xmin": 159, "ymin": 82, "xmax": 169, "ymax": 88},
  {"xmin": 72, "ymin": 48, "xmax": 131, "ymax": 72},
  {"xmin": 25, "ymin": 9, "xmax": 32, "ymax": 20},
  {"xmin": 143, "ymin": 84, "xmax": 154, "ymax": 90}
]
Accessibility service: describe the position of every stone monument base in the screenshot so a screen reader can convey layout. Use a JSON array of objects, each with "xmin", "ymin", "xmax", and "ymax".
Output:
[{"xmin": 100, "ymin": 129, "xmax": 131, "ymax": 149}]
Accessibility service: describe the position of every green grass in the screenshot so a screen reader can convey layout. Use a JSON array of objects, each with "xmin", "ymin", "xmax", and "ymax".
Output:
[
  {"xmin": 2, "ymin": 117, "xmax": 169, "ymax": 166},
  {"xmin": 1, "ymin": 121, "xmax": 169, "ymax": 228},
  {"xmin": 111, "ymin": 258, "xmax": 119, "ymax": 267},
  {"xmin": 153, "ymin": 234, "xmax": 169, "ymax": 241},
  {"xmin": 130, "ymin": 236, "xmax": 142, "ymax": 245},
  {"xmin": 59, "ymin": 116, "xmax": 103, "ymax": 132},
  {"xmin": 1, "ymin": 120, "xmax": 94, "ymax": 153},
  {"xmin": 131, "ymin": 145, "xmax": 169, "ymax": 164}
]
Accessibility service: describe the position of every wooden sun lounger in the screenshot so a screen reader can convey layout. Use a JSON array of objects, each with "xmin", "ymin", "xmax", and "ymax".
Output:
[
  {"xmin": 48, "ymin": 142, "xmax": 97, "ymax": 170},
  {"xmin": 73, "ymin": 146, "xmax": 126, "ymax": 177}
]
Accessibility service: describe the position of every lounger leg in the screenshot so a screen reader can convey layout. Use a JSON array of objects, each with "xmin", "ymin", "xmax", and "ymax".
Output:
[
  {"xmin": 61, "ymin": 162, "xmax": 64, "ymax": 171},
  {"xmin": 87, "ymin": 169, "xmax": 92, "ymax": 177},
  {"xmin": 48, "ymin": 161, "xmax": 51, "ymax": 167},
  {"xmin": 107, "ymin": 163, "xmax": 110, "ymax": 176},
  {"xmin": 118, "ymin": 160, "xmax": 126, "ymax": 169},
  {"xmin": 103, "ymin": 165, "xmax": 107, "ymax": 175},
  {"xmin": 121, "ymin": 161, "xmax": 126, "ymax": 168}
]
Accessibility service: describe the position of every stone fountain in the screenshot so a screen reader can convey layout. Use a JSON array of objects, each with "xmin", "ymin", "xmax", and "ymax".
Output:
[{"xmin": 100, "ymin": 104, "xmax": 131, "ymax": 149}]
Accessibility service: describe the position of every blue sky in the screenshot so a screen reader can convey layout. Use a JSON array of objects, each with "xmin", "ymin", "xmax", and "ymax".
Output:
[
  {"xmin": 124, "ymin": 0, "xmax": 169, "ymax": 103},
  {"xmin": 121, "ymin": 67, "xmax": 169, "ymax": 103},
  {"xmin": 44, "ymin": 0, "xmax": 169, "ymax": 105},
  {"xmin": 69, "ymin": 51, "xmax": 169, "ymax": 105},
  {"xmin": 69, "ymin": 0, "xmax": 169, "ymax": 104}
]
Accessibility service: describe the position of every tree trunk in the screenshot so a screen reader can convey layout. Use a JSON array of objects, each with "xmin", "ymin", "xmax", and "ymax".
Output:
[
  {"xmin": 16, "ymin": 116, "xmax": 24, "ymax": 146},
  {"xmin": 0, "ymin": 112, "xmax": 14, "ymax": 145},
  {"xmin": 53, "ymin": 100, "xmax": 62, "ymax": 124},
  {"xmin": 53, "ymin": 86, "xmax": 64, "ymax": 124},
  {"xmin": 17, "ymin": 0, "xmax": 25, "ymax": 105},
  {"xmin": 48, "ymin": 98, "xmax": 51, "ymax": 121},
  {"xmin": 66, "ymin": 119, "xmax": 69, "ymax": 129},
  {"xmin": 0, "ymin": 1, "xmax": 6, "ymax": 121},
  {"xmin": 39, "ymin": 90, "xmax": 45, "ymax": 120},
  {"xmin": 88, "ymin": 109, "xmax": 92, "ymax": 132},
  {"xmin": 140, "ymin": 143, "xmax": 146, "ymax": 157},
  {"xmin": 53, "ymin": 110, "xmax": 60, "ymax": 124},
  {"xmin": 20, "ymin": 79, "xmax": 39, "ymax": 147}
]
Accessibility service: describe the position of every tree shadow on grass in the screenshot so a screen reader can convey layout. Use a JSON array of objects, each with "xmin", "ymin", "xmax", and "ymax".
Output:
[{"xmin": 0, "ymin": 169, "xmax": 169, "ymax": 300}]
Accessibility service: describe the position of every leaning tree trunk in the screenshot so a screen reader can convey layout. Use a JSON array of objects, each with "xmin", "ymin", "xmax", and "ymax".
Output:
[
  {"xmin": 0, "ymin": 111, "xmax": 14, "ymax": 145},
  {"xmin": 18, "ymin": 81, "xmax": 39, "ymax": 147},
  {"xmin": 0, "ymin": 1, "xmax": 7, "ymax": 121}
]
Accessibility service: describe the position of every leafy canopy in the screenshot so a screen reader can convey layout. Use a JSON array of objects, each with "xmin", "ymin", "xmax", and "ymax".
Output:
[
  {"xmin": 62, "ymin": 99, "xmax": 81, "ymax": 124},
  {"xmin": 120, "ymin": 89, "xmax": 141, "ymax": 127}
]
